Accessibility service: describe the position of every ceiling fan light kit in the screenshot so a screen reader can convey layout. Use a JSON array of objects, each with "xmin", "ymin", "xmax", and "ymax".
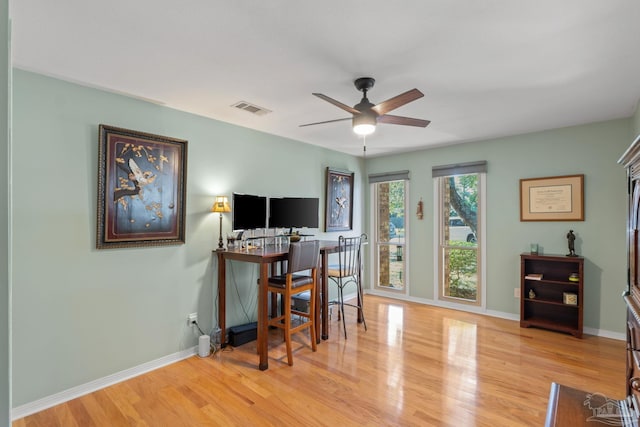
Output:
[
  {"xmin": 353, "ymin": 112, "xmax": 376, "ymax": 135},
  {"xmin": 301, "ymin": 77, "xmax": 430, "ymax": 138}
]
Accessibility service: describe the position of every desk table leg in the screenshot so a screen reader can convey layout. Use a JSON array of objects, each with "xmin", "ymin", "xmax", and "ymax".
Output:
[
  {"xmin": 314, "ymin": 266, "xmax": 321, "ymax": 344},
  {"xmin": 321, "ymin": 251, "xmax": 329, "ymax": 341},
  {"xmin": 216, "ymin": 251, "xmax": 227, "ymax": 347},
  {"xmin": 258, "ymin": 263, "xmax": 269, "ymax": 370}
]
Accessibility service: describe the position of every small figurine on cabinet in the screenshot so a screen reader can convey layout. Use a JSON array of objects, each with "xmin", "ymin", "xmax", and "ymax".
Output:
[
  {"xmin": 529, "ymin": 289, "xmax": 536, "ymax": 299},
  {"xmin": 566, "ymin": 230, "xmax": 577, "ymax": 257}
]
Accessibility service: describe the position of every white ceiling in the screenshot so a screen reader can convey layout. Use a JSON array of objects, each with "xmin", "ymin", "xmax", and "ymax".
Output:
[{"xmin": 10, "ymin": 1, "xmax": 640, "ymax": 157}]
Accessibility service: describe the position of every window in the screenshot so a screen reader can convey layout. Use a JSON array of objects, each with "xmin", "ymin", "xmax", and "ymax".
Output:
[{"xmin": 433, "ymin": 162, "xmax": 486, "ymax": 307}]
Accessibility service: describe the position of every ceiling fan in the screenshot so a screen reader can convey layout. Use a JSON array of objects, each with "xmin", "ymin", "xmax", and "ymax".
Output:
[{"xmin": 300, "ymin": 77, "xmax": 430, "ymax": 136}]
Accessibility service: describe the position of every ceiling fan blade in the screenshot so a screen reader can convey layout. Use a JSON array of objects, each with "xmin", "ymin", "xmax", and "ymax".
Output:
[
  {"xmin": 299, "ymin": 117, "xmax": 352, "ymax": 127},
  {"xmin": 371, "ymin": 89, "xmax": 424, "ymax": 115},
  {"xmin": 377, "ymin": 114, "xmax": 430, "ymax": 127},
  {"xmin": 313, "ymin": 93, "xmax": 361, "ymax": 115}
]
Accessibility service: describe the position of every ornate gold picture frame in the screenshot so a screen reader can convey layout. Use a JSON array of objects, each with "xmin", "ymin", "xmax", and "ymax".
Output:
[{"xmin": 97, "ymin": 125, "xmax": 188, "ymax": 248}]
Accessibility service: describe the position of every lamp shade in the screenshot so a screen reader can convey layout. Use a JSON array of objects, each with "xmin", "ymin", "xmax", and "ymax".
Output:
[{"xmin": 211, "ymin": 196, "xmax": 231, "ymax": 213}]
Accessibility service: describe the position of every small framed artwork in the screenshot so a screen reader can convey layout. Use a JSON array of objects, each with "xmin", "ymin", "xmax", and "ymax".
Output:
[
  {"xmin": 96, "ymin": 125, "xmax": 188, "ymax": 249},
  {"xmin": 563, "ymin": 292, "xmax": 578, "ymax": 305},
  {"xmin": 520, "ymin": 174, "xmax": 584, "ymax": 221},
  {"xmin": 325, "ymin": 168, "xmax": 354, "ymax": 232}
]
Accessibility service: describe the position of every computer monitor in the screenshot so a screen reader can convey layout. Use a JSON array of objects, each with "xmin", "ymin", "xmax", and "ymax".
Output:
[
  {"xmin": 269, "ymin": 197, "xmax": 319, "ymax": 229},
  {"xmin": 232, "ymin": 193, "xmax": 267, "ymax": 231}
]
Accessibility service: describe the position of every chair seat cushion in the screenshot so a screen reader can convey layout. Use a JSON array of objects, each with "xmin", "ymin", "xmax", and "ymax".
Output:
[
  {"xmin": 328, "ymin": 265, "xmax": 356, "ymax": 278},
  {"xmin": 268, "ymin": 274, "xmax": 314, "ymax": 289}
]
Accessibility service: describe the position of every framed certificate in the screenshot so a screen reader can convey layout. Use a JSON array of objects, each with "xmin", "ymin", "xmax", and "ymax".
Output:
[{"xmin": 520, "ymin": 174, "xmax": 584, "ymax": 221}]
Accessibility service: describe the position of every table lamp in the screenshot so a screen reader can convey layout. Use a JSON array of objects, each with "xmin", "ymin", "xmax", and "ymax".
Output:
[{"xmin": 211, "ymin": 196, "xmax": 231, "ymax": 250}]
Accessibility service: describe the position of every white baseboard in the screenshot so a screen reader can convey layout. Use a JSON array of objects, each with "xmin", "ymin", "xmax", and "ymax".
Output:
[
  {"xmin": 583, "ymin": 327, "xmax": 625, "ymax": 340},
  {"xmin": 12, "ymin": 346, "xmax": 197, "ymax": 420},
  {"xmin": 365, "ymin": 289, "xmax": 624, "ymax": 340}
]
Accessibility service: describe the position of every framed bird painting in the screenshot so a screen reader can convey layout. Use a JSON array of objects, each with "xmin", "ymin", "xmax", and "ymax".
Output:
[
  {"xmin": 325, "ymin": 168, "xmax": 354, "ymax": 232},
  {"xmin": 96, "ymin": 125, "xmax": 188, "ymax": 249}
]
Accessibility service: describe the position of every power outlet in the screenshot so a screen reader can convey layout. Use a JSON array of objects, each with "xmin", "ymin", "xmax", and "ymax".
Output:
[
  {"xmin": 187, "ymin": 313, "xmax": 198, "ymax": 326},
  {"xmin": 514, "ymin": 288, "xmax": 520, "ymax": 298}
]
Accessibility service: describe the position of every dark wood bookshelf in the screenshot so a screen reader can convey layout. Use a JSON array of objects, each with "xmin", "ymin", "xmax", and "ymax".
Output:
[{"xmin": 520, "ymin": 253, "xmax": 583, "ymax": 338}]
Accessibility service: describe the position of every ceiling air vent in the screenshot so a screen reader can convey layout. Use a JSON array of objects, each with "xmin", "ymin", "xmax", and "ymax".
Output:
[{"xmin": 232, "ymin": 101, "xmax": 272, "ymax": 116}]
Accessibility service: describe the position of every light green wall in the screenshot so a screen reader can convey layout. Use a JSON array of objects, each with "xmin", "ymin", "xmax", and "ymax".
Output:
[
  {"xmin": 366, "ymin": 119, "xmax": 632, "ymax": 334},
  {"xmin": 11, "ymin": 69, "xmax": 363, "ymax": 406},
  {"xmin": 1, "ymin": 1, "xmax": 9, "ymax": 425},
  {"xmin": 633, "ymin": 99, "xmax": 640, "ymax": 136}
]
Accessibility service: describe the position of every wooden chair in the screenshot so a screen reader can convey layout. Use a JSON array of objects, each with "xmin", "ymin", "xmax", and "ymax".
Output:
[
  {"xmin": 267, "ymin": 240, "xmax": 320, "ymax": 366},
  {"xmin": 328, "ymin": 234, "xmax": 367, "ymax": 339}
]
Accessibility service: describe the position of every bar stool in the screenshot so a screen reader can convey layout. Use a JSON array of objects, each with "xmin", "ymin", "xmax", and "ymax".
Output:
[
  {"xmin": 267, "ymin": 240, "xmax": 320, "ymax": 366},
  {"xmin": 328, "ymin": 234, "xmax": 367, "ymax": 339}
]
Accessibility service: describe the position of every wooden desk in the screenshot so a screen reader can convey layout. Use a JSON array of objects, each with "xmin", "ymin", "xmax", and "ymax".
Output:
[
  {"xmin": 545, "ymin": 382, "xmax": 637, "ymax": 426},
  {"xmin": 216, "ymin": 240, "xmax": 339, "ymax": 370}
]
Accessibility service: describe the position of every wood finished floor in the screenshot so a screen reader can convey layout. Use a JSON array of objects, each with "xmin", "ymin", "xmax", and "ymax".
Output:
[{"xmin": 14, "ymin": 295, "xmax": 625, "ymax": 426}]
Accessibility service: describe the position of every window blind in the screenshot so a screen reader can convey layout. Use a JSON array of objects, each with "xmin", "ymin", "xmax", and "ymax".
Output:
[
  {"xmin": 432, "ymin": 161, "xmax": 487, "ymax": 177},
  {"xmin": 368, "ymin": 170, "xmax": 410, "ymax": 183}
]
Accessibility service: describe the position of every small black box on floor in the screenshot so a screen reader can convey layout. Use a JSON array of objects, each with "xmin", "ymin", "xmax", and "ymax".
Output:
[
  {"xmin": 292, "ymin": 290, "xmax": 311, "ymax": 313},
  {"xmin": 228, "ymin": 322, "xmax": 257, "ymax": 347}
]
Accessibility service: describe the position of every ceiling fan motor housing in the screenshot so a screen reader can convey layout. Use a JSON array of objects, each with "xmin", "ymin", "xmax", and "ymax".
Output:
[{"xmin": 354, "ymin": 98, "xmax": 375, "ymax": 113}]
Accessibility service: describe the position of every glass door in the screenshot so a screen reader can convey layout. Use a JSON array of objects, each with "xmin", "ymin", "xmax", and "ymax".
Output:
[{"xmin": 374, "ymin": 180, "xmax": 407, "ymax": 292}]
